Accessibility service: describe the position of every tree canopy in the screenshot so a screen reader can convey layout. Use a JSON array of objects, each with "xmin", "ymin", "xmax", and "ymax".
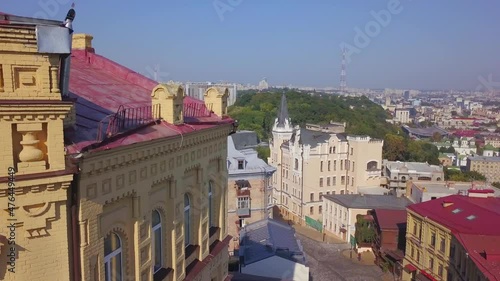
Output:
[{"xmin": 229, "ymin": 90, "xmax": 398, "ymax": 140}]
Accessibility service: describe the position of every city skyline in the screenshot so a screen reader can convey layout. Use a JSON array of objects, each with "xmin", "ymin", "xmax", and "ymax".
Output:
[{"xmin": 3, "ymin": 0, "xmax": 500, "ymax": 90}]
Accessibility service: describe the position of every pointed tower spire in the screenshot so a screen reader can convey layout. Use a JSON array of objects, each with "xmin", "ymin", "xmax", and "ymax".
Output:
[{"xmin": 277, "ymin": 92, "xmax": 290, "ymax": 127}]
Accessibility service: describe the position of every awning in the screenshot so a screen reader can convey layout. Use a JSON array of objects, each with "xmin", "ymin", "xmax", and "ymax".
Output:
[
  {"xmin": 404, "ymin": 264, "xmax": 417, "ymax": 273},
  {"xmin": 340, "ymin": 228, "xmax": 347, "ymax": 233},
  {"xmin": 416, "ymin": 271, "xmax": 438, "ymax": 281}
]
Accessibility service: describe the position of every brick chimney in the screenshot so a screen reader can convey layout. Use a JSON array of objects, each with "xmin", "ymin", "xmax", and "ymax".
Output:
[
  {"xmin": 72, "ymin": 33, "xmax": 94, "ymax": 52},
  {"xmin": 151, "ymin": 83, "xmax": 184, "ymax": 125},
  {"xmin": 204, "ymin": 87, "xmax": 229, "ymax": 117}
]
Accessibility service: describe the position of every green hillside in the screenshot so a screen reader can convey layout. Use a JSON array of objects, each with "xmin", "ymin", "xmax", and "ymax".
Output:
[{"xmin": 229, "ymin": 90, "xmax": 398, "ymax": 140}]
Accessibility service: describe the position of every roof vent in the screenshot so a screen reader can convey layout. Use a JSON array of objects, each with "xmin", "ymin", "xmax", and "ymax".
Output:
[
  {"xmin": 466, "ymin": 215, "xmax": 477, "ymax": 220},
  {"xmin": 442, "ymin": 201, "xmax": 454, "ymax": 208}
]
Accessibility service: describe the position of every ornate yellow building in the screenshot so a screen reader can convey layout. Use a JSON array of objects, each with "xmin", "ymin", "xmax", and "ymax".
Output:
[{"xmin": 0, "ymin": 12, "xmax": 235, "ymax": 281}]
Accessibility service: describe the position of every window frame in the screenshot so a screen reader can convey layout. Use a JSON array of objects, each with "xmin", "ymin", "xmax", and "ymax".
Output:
[
  {"xmin": 152, "ymin": 210, "xmax": 162, "ymax": 273},
  {"xmin": 104, "ymin": 233, "xmax": 123, "ymax": 281},
  {"xmin": 184, "ymin": 194, "xmax": 191, "ymax": 246}
]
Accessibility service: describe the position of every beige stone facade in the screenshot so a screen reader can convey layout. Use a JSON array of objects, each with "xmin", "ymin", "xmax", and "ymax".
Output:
[
  {"xmin": 0, "ymin": 21, "xmax": 74, "ymax": 281},
  {"xmin": 0, "ymin": 15, "xmax": 234, "ymax": 281},
  {"xmin": 466, "ymin": 156, "xmax": 500, "ymax": 184},
  {"xmin": 268, "ymin": 94, "xmax": 383, "ymax": 226}
]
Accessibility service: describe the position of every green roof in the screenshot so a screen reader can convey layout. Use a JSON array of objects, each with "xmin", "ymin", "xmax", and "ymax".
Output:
[{"xmin": 484, "ymin": 144, "xmax": 498, "ymax": 151}]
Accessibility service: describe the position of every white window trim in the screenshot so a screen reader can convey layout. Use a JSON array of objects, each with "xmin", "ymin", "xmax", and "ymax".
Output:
[
  {"xmin": 152, "ymin": 215, "xmax": 162, "ymax": 273},
  {"xmin": 104, "ymin": 237, "xmax": 123, "ymax": 281}
]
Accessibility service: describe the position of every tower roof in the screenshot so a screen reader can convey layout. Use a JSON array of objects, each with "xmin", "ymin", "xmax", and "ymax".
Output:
[{"xmin": 276, "ymin": 93, "xmax": 290, "ymax": 127}]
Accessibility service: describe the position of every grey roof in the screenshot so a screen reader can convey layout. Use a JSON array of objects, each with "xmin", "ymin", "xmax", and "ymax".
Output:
[
  {"xmin": 468, "ymin": 156, "xmax": 500, "ymax": 162},
  {"xmin": 230, "ymin": 131, "xmax": 260, "ymax": 150},
  {"xmin": 239, "ymin": 219, "xmax": 305, "ymax": 266},
  {"xmin": 322, "ymin": 194, "xmax": 412, "ymax": 210},
  {"xmin": 384, "ymin": 160, "xmax": 443, "ymax": 174},
  {"xmin": 403, "ymin": 125, "xmax": 448, "ymax": 138},
  {"xmin": 276, "ymin": 93, "xmax": 290, "ymax": 128},
  {"xmin": 289, "ymin": 128, "xmax": 346, "ymax": 147}
]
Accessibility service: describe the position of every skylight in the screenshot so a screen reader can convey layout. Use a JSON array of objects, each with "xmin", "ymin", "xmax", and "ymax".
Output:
[
  {"xmin": 466, "ymin": 215, "xmax": 477, "ymax": 220},
  {"xmin": 452, "ymin": 208, "xmax": 462, "ymax": 214}
]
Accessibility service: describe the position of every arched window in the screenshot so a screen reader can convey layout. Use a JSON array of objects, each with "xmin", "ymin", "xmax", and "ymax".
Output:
[
  {"xmin": 367, "ymin": 161, "xmax": 378, "ymax": 170},
  {"xmin": 152, "ymin": 210, "xmax": 162, "ymax": 273},
  {"xmin": 184, "ymin": 194, "xmax": 191, "ymax": 246},
  {"xmin": 208, "ymin": 181, "xmax": 214, "ymax": 227},
  {"xmin": 401, "ymin": 176, "xmax": 407, "ymax": 182},
  {"xmin": 104, "ymin": 233, "xmax": 122, "ymax": 281},
  {"xmin": 436, "ymin": 177, "xmax": 442, "ymax": 181}
]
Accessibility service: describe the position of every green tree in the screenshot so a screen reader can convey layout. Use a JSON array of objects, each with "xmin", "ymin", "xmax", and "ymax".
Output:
[
  {"xmin": 355, "ymin": 216, "xmax": 375, "ymax": 245},
  {"xmin": 255, "ymin": 146, "xmax": 270, "ymax": 163},
  {"xmin": 383, "ymin": 134, "xmax": 406, "ymax": 161},
  {"xmin": 431, "ymin": 132, "xmax": 443, "ymax": 142},
  {"xmin": 492, "ymin": 182, "xmax": 500, "ymax": 189}
]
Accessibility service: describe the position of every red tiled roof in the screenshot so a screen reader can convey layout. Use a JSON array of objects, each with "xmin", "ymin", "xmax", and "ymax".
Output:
[
  {"xmin": 66, "ymin": 49, "xmax": 233, "ymax": 154},
  {"xmin": 454, "ymin": 233, "xmax": 500, "ymax": 281},
  {"xmin": 408, "ymin": 195, "xmax": 500, "ymax": 235},
  {"xmin": 373, "ymin": 209, "xmax": 407, "ymax": 230}
]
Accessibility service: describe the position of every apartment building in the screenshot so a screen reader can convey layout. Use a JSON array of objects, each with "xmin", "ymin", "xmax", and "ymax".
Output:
[
  {"xmin": 383, "ymin": 161, "xmax": 444, "ymax": 190},
  {"xmin": 186, "ymin": 82, "xmax": 237, "ymax": 106},
  {"xmin": 226, "ymin": 131, "xmax": 275, "ymax": 252},
  {"xmin": 268, "ymin": 94, "xmax": 383, "ymax": 225},
  {"xmin": 466, "ymin": 156, "xmax": 500, "ymax": 183},
  {"xmin": 484, "ymin": 136, "xmax": 500, "ymax": 148},
  {"xmin": 403, "ymin": 191, "xmax": 500, "ymax": 281},
  {"xmin": 0, "ymin": 12, "xmax": 234, "ymax": 281},
  {"xmin": 322, "ymin": 194, "xmax": 411, "ymax": 243}
]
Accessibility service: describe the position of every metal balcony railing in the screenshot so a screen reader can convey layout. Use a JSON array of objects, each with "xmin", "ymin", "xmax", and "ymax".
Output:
[{"xmin": 97, "ymin": 104, "xmax": 161, "ymax": 142}]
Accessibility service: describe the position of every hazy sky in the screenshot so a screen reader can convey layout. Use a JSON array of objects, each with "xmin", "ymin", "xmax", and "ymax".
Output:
[{"xmin": 3, "ymin": 0, "xmax": 500, "ymax": 90}]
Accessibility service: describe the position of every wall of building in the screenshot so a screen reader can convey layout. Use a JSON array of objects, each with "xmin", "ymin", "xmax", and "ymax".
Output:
[
  {"xmin": 403, "ymin": 211, "xmax": 451, "ymax": 281},
  {"xmin": 467, "ymin": 158, "xmax": 500, "ymax": 183},
  {"xmin": 76, "ymin": 124, "xmax": 232, "ymax": 281},
  {"xmin": 227, "ymin": 176, "xmax": 269, "ymax": 252},
  {"xmin": 0, "ymin": 23, "xmax": 74, "ymax": 281}
]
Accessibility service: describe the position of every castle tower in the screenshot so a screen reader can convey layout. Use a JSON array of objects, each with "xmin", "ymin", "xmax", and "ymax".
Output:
[
  {"xmin": 268, "ymin": 93, "xmax": 293, "ymax": 208},
  {"xmin": 0, "ymin": 12, "xmax": 74, "ymax": 281}
]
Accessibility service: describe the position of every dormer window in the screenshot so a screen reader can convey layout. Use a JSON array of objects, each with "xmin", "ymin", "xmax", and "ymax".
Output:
[{"xmin": 238, "ymin": 160, "xmax": 244, "ymax": 170}]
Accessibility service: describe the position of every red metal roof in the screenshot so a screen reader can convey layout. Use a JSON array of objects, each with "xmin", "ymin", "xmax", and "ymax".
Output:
[
  {"xmin": 408, "ymin": 195, "xmax": 500, "ymax": 235},
  {"xmin": 454, "ymin": 233, "xmax": 500, "ymax": 281},
  {"xmin": 66, "ymin": 49, "xmax": 233, "ymax": 154},
  {"xmin": 373, "ymin": 209, "xmax": 407, "ymax": 230}
]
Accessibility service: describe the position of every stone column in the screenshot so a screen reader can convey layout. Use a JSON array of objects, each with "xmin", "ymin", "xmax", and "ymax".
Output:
[{"xmin": 17, "ymin": 123, "xmax": 46, "ymax": 172}]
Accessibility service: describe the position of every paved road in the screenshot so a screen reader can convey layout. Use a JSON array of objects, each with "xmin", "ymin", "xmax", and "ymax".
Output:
[{"xmin": 297, "ymin": 233, "xmax": 386, "ymax": 281}]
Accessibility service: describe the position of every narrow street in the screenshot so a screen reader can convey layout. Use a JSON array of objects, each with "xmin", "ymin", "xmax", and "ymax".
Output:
[{"xmin": 296, "ymin": 233, "xmax": 386, "ymax": 281}]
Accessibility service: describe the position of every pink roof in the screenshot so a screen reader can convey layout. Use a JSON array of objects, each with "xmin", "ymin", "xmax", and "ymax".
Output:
[
  {"xmin": 66, "ymin": 49, "xmax": 233, "ymax": 154},
  {"xmin": 373, "ymin": 209, "xmax": 407, "ymax": 230},
  {"xmin": 408, "ymin": 195, "xmax": 500, "ymax": 235},
  {"xmin": 454, "ymin": 233, "xmax": 500, "ymax": 281}
]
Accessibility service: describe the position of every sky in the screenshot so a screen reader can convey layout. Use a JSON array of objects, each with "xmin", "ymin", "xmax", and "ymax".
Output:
[{"xmin": 3, "ymin": 0, "xmax": 500, "ymax": 90}]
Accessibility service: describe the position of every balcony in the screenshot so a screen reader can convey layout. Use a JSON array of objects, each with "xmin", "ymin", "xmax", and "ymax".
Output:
[
  {"xmin": 237, "ymin": 207, "xmax": 250, "ymax": 217},
  {"xmin": 366, "ymin": 169, "xmax": 381, "ymax": 177}
]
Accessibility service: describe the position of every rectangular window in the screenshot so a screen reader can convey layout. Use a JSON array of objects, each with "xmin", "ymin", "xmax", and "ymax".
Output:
[
  {"xmin": 416, "ymin": 251, "xmax": 420, "ymax": 263},
  {"xmin": 328, "ymin": 161, "xmax": 331, "ymax": 171},
  {"xmin": 332, "ymin": 176, "xmax": 336, "ymax": 186},
  {"xmin": 341, "ymin": 176, "xmax": 345, "ymax": 185},
  {"xmin": 440, "ymin": 237, "xmax": 445, "ymax": 252},
  {"xmin": 413, "ymin": 222, "xmax": 417, "ymax": 235},
  {"xmin": 351, "ymin": 177, "xmax": 354, "ymax": 186},
  {"xmin": 431, "ymin": 232, "xmax": 436, "ymax": 247},
  {"xmin": 238, "ymin": 160, "xmax": 244, "ymax": 170},
  {"xmin": 352, "ymin": 161, "xmax": 355, "ymax": 172},
  {"xmin": 320, "ymin": 161, "xmax": 323, "ymax": 172},
  {"xmin": 319, "ymin": 192, "xmax": 323, "ymax": 199},
  {"xmin": 310, "ymin": 206, "xmax": 314, "ymax": 215},
  {"xmin": 310, "ymin": 193, "xmax": 314, "ymax": 202},
  {"xmin": 319, "ymin": 178, "xmax": 323, "ymax": 187},
  {"xmin": 341, "ymin": 160, "xmax": 344, "ymax": 170},
  {"xmin": 319, "ymin": 206, "xmax": 322, "ymax": 214},
  {"xmin": 429, "ymin": 257, "xmax": 434, "ymax": 270},
  {"xmin": 237, "ymin": 197, "xmax": 250, "ymax": 209},
  {"xmin": 411, "ymin": 246, "xmax": 414, "ymax": 258},
  {"xmin": 327, "ymin": 177, "xmax": 331, "ymax": 186},
  {"xmin": 438, "ymin": 263, "xmax": 443, "ymax": 277},
  {"xmin": 334, "ymin": 160, "xmax": 337, "ymax": 171},
  {"xmin": 350, "ymin": 147, "xmax": 353, "ymax": 155}
]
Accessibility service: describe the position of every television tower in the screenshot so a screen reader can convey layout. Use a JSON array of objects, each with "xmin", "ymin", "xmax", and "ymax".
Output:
[{"xmin": 340, "ymin": 47, "xmax": 347, "ymax": 94}]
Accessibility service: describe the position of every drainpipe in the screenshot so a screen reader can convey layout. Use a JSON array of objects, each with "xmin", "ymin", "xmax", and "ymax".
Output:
[{"xmin": 60, "ymin": 8, "xmax": 76, "ymax": 98}]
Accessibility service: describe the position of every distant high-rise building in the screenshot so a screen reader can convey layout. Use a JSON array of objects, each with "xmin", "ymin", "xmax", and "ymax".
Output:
[
  {"xmin": 258, "ymin": 78, "xmax": 269, "ymax": 90},
  {"xmin": 185, "ymin": 82, "xmax": 237, "ymax": 106},
  {"xmin": 404, "ymin": 90, "xmax": 410, "ymax": 100}
]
